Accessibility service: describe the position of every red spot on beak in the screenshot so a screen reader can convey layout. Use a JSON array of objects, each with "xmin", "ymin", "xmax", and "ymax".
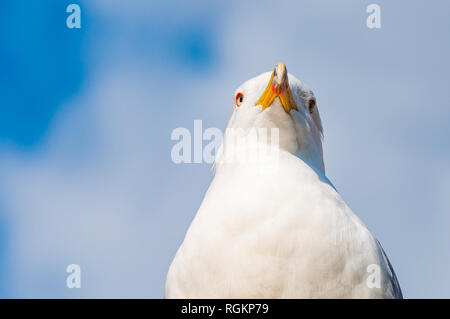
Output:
[{"xmin": 271, "ymin": 84, "xmax": 283, "ymax": 95}]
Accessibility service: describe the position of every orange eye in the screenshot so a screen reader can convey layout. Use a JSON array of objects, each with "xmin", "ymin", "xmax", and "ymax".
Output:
[{"xmin": 235, "ymin": 92, "xmax": 244, "ymax": 107}]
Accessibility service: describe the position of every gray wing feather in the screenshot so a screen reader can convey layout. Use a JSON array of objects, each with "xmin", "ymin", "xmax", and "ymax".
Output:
[{"xmin": 376, "ymin": 239, "xmax": 403, "ymax": 299}]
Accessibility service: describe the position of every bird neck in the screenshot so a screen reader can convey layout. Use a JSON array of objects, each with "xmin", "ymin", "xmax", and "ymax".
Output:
[
  {"xmin": 290, "ymin": 113, "xmax": 325, "ymax": 174},
  {"xmin": 295, "ymin": 137, "xmax": 325, "ymax": 175},
  {"xmin": 214, "ymin": 126, "xmax": 325, "ymax": 176}
]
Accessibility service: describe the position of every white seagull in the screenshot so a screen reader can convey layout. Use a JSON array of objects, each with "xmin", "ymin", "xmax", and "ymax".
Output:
[{"xmin": 166, "ymin": 63, "xmax": 402, "ymax": 298}]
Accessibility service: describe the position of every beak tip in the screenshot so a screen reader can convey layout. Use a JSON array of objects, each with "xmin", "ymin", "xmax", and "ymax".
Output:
[
  {"xmin": 256, "ymin": 62, "xmax": 298, "ymax": 113},
  {"xmin": 273, "ymin": 62, "xmax": 287, "ymax": 85}
]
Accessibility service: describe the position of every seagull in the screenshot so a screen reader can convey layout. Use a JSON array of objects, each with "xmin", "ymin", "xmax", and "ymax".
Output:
[{"xmin": 165, "ymin": 62, "xmax": 402, "ymax": 298}]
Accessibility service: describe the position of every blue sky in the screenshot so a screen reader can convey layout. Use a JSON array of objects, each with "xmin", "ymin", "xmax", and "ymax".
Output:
[
  {"xmin": 0, "ymin": 1, "xmax": 85, "ymax": 147},
  {"xmin": 0, "ymin": 0, "xmax": 449, "ymax": 298}
]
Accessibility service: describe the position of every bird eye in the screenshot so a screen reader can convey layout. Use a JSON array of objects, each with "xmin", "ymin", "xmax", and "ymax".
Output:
[
  {"xmin": 308, "ymin": 99, "xmax": 316, "ymax": 114},
  {"xmin": 235, "ymin": 92, "xmax": 244, "ymax": 107}
]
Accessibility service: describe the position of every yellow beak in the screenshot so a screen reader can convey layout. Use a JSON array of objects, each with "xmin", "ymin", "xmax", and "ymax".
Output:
[{"xmin": 255, "ymin": 62, "xmax": 298, "ymax": 113}]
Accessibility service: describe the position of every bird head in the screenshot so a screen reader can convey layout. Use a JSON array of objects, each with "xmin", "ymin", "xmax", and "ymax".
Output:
[{"xmin": 222, "ymin": 62, "xmax": 325, "ymax": 173}]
